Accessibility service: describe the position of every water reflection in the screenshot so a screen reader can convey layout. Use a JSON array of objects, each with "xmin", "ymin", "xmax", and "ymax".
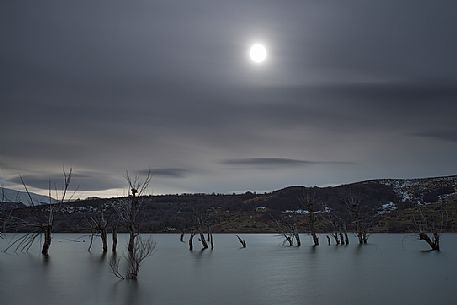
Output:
[
  {"xmin": 110, "ymin": 279, "xmax": 142, "ymax": 305},
  {"xmin": 124, "ymin": 280, "xmax": 140, "ymax": 305},
  {"xmin": 42, "ymin": 254, "xmax": 50, "ymax": 266},
  {"xmin": 89, "ymin": 251, "xmax": 108, "ymax": 263}
]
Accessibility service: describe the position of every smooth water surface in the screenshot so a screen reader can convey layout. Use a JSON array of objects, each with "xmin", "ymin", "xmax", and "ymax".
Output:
[{"xmin": 1, "ymin": 234, "xmax": 456, "ymax": 305}]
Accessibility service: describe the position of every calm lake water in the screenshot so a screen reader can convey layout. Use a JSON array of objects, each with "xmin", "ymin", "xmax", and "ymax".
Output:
[{"xmin": 1, "ymin": 233, "xmax": 456, "ymax": 305}]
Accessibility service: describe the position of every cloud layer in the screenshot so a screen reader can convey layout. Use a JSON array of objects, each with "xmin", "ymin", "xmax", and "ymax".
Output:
[{"xmin": 1, "ymin": 0, "xmax": 457, "ymax": 196}]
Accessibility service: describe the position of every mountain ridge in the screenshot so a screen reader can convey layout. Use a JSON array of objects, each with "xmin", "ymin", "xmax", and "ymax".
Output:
[{"xmin": 0, "ymin": 187, "xmax": 56, "ymax": 206}]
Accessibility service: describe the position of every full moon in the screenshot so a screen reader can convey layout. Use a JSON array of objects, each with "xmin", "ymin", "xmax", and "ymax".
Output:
[{"xmin": 249, "ymin": 43, "xmax": 267, "ymax": 63}]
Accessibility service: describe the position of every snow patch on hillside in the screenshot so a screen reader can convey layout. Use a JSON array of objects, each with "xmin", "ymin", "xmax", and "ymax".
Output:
[
  {"xmin": 377, "ymin": 176, "xmax": 457, "ymax": 205},
  {"xmin": 377, "ymin": 202, "xmax": 397, "ymax": 214}
]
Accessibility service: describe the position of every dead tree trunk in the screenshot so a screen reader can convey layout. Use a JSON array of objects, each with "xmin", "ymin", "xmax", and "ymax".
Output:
[
  {"xmin": 311, "ymin": 232, "xmax": 319, "ymax": 246},
  {"xmin": 357, "ymin": 230, "xmax": 368, "ymax": 244},
  {"xmin": 189, "ymin": 233, "xmax": 195, "ymax": 251},
  {"xmin": 42, "ymin": 224, "xmax": 52, "ymax": 256},
  {"xmin": 101, "ymin": 228, "xmax": 108, "ymax": 252},
  {"xmin": 127, "ymin": 186, "xmax": 137, "ymax": 254},
  {"xmin": 294, "ymin": 232, "xmax": 301, "ymax": 247},
  {"xmin": 112, "ymin": 226, "xmax": 118, "ymax": 253},
  {"xmin": 236, "ymin": 235, "xmax": 247, "ymax": 248},
  {"xmin": 41, "ymin": 207, "xmax": 54, "ymax": 256},
  {"xmin": 331, "ymin": 232, "xmax": 340, "ymax": 245},
  {"xmin": 284, "ymin": 234, "xmax": 293, "ymax": 246},
  {"xmin": 357, "ymin": 232, "xmax": 363, "ymax": 244},
  {"xmin": 326, "ymin": 235, "xmax": 331, "ymax": 245},
  {"xmin": 419, "ymin": 232, "xmax": 440, "ymax": 251},
  {"xmin": 344, "ymin": 230, "xmax": 349, "ymax": 245},
  {"xmin": 199, "ymin": 233, "xmax": 208, "ymax": 249}
]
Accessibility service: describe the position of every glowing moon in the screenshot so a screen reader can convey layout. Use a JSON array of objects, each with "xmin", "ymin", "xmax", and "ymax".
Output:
[{"xmin": 249, "ymin": 43, "xmax": 267, "ymax": 63}]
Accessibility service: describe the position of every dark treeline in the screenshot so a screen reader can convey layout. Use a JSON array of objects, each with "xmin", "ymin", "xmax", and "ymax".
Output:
[{"xmin": 2, "ymin": 185, "xmax": 456, "ymax": 234}]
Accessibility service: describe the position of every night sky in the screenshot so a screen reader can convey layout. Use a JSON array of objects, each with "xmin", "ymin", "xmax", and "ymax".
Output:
[{"xmin": 1, "ymin": 0, "xmax": 457, "ymax": 197}]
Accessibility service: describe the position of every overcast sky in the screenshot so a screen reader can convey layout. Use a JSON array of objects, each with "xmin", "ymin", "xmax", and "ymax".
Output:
[{"xmin": 1, "ymin": 0, "xmax": 457, "ymax": 198}]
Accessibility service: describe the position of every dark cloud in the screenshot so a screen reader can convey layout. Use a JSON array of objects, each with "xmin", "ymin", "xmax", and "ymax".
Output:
[
  {"xmin": 221, "ymin": 158, "xmax": 352, "ymax": 169},
  {"xmin": 138, "ymin": 168, "xmax": 190, "ymax": 178},
  {"xmin": 413, "ymin": 131, "xmax": 457, "ymax": 143},
  {"xmin": 8, "ymin": 172, "xmax": 124, "ymax": 192}
]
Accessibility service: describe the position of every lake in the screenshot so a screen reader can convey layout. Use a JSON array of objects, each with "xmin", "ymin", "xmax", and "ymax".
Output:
[{"xmin": 1, "ymin": 233, "xmax": 456, "ymax": 305}]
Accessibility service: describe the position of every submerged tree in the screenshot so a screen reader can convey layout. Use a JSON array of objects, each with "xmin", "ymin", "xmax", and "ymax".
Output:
[
  {"xmin": 345, "ymin": 194, "xmax": 370, "ymax": 245},
  {"xmin": 87, "ymin": 210, "xmax": 108, "ymax": 253},
  {"xmin": 185, "ymin": 207, "xmax": 217, "ymax": 251},
  {"xmin": 299, "ymin": 190, "xmax": 319, "ymax": 246},
  {"xmin": 412, "ymin": 200, "xmax": 447, "ymax": 251},
  {"xmin": 272, "ymin": 215, "xmax": 300, "ymax": 247},
  {"xmin": 236, "ymin": 235, "xmax": 247, "ymax": 248},
  {"xmin": 4, "ymin": 169, "xmax": 73, "ymax": 256},
  {"xmin": 195, "ymin": 211, "xmax": 209, "ymax": 250},
  {"xmin": 320, "ymin": 200, "xmax": 350, "ymax": 246},
  {"xmin": 188, "ymin": 231, "xmax": 196, "ymax": 251},
  {"xmin": 110, "ymin": 213, "xmax": 120, "ymax": 253},
  {"xmin": 116, "ymin": 171, "xmax": 152, "ymax": 253},
  {"xmin": 109, "ymin": 170, "xmax": 156, "ymax": 280}
]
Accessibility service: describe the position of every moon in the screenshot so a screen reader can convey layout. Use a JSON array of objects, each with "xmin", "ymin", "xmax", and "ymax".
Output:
[{"xmin": 249, "ymin": 43, "xmax": 267, "ymax": 63}]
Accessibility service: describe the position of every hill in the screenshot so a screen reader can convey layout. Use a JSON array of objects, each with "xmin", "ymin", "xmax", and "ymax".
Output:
[
  {"xmin": 2, "ymin": 175, "xmax": 456, "ymax": 233},
  {"xmin": 1, "ymin": 187, "xmax": 57, "ymax": 206}
]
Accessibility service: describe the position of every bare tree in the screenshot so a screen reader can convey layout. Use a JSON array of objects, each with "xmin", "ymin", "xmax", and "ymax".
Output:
[
  {"xmin": 185, "ymin": 208, "xmax": 216, "ymax": 251},
  {"xmin": 299, "ymin": 190, "xmax": 319, "ymax": 246},
  {"xmin": 108, "ymin": 172, "xmax": 155, "ymax": 280},
  {"xmin": 110, "ymin": 236, "xmax": 156, "ymax": 280},
  {"xmin": 117, "ymin": 171, "xmax": 151, "ymax": 253},
  {"xmin": 271, "ymin": 215, "xmax": 298, "ymax": 247},
  {"xmin": 87, "ymin": 211, "xmax": 108, "ymax": 252},
  {"xmin": 412, "ymin": 201, "xmax": 447, "ymax": 251},
  {"xmin": 4, "ymin": 168, "xmax": 73, "ymax": 256},
  {"xmin": 320, "ymin": 207, "xmax": 345, "ymax": 246},
  {"xmin": 346, "ymin": 194, "xmax": 370, "ymax": 245}
]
